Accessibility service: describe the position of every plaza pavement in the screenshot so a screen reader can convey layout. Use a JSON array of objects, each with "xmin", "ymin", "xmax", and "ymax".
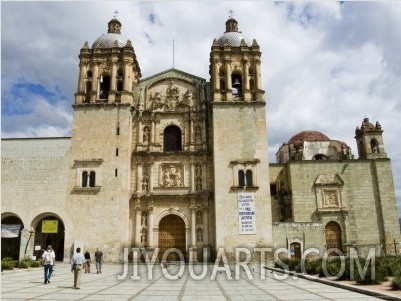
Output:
[{"xmin": 1, "ymin": 262, "xmax": 399, "ymax": 301}]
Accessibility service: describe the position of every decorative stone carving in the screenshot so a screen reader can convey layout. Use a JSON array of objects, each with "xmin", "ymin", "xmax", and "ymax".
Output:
[
  {"xmin": 148, "ymin": 81, "xmax": 196, "ymax": 112},
  {"xmin": 323, "ymin": 190, "xmax": 339, "ymax": 207},
  {"xmin": 161, "ymin": 164, "xmax": 183, "ymax": 187}
]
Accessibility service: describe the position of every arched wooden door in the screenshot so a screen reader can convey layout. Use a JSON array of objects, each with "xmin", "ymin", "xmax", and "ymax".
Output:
[
  {"xmin": 325, "ymin": 221, "xmax": 343, "ymax": 255},
  {"xmin": 158, "ymin": 214, "xmax": 186, "ymax": 261}
]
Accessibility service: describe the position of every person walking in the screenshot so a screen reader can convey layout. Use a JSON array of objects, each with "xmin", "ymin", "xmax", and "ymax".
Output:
[
  {"xmin": 94, "ymin": 248, "xmax": 103, "ymax": 274},
  {"xmin": 41, "ymin": 245, "xmax": 56, "ymax": 284},
  {"xmin": 84, "ymin": 250, "xmax": 91, "ymax": 273},
  {"xmin": 71, "ymin": 247, "xmax": 86, "ymax": 289}
]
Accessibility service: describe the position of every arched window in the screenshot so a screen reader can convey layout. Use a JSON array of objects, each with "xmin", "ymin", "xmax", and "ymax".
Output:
[
  {"xmin": 163, "ymin": 125, "xmax": 182, "ymax": 152},
  {"xmin": 82, "ymin": 171, "xmax": 88, "ymax": 187},
  {"xmin": 99, "ymin": 74, "xmax": 110, "ymax": 100},
  {"xmin": 371, "ymin": 139, "xmax": 379, "ymax": 153},
  {"xmin": 89, "ymin": 171, "xmax": 96, "ymax": 187},
  {"xmin": 238, "ymin": 170, "xmax": 245, "ymax": 187},
  {"xmin": 246, "ymin": 170, "xmax": 253, "ymax": 187},
  {"xmin": 231, "ymin": 73, "xmax": 242, "ymax": 98}
]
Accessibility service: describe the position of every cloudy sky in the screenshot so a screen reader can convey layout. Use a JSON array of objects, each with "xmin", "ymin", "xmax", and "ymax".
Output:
[{"xmin": 2, "ymin": 1, "xmax": 401, "ymax": 217}]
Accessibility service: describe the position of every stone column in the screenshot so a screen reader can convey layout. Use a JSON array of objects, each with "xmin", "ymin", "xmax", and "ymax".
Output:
[
  {"xmin": 189, "ymin": 201, "xmax": 198, "ymax": 262},
  {"xmin": 135, "ymin": 199, "xmax": 141, "ymax": 246},
  {"xmin": 77, "ymin": 63, "xmax": 86, "ymax": 94},
  {"xmin": 190, "ymin": 162, "xmax": 195, "ymax": 193},
  {"xmin": 255, "ymin": 60, "xmax": 262, "ymax": 90},
  {"xmin": 148, "ymin": 203, "xmax": 154, "ymax": 247},
  {"xmin": 92, "ymin": 64, "xmax": 99, "ymax": 102},
  {"xmin": 136, "ymin": 163, "xmax": 142, "ymax": 192},
  {"xmin": 214, "ymin": 60, "xmax": 220, "ymax": 90}
]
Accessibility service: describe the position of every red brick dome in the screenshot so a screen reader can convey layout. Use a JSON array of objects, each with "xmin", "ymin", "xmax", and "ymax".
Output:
[{"xmin": 288, "ymin": 131, "xmax": 330, "ymax": 147}]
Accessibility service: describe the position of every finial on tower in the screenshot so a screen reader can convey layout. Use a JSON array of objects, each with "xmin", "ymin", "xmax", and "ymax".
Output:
[
  {"xmin": 113, "ymin": 10, "xmax": 119, "ymax": 19},
  {"xmin": 229, "ymin": 10, "xmax": 234, "ymax": 18}
]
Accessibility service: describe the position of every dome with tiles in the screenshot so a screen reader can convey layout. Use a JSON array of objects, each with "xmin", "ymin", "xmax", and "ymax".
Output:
[
  {"xmin": 217, "ymin": 17, "xmax": 250, "ymax": 47},
  {"xmin": 288, "ymin": 131, "xmax": 330, "ymax": 147},
  {"xmin": 91, "ymin": 18, "xmax": 128, "ymax": 48}
]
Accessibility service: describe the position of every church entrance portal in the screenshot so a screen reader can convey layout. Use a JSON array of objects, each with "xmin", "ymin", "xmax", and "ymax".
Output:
[
  {"xmin": 325, "ymin": 221, "xmax": 343, "ymax": 255},
  {"xmin": 33, "ymin": 216, "xmax": 65, "ymax": 261},
  {"xmin": 158, "ymin": 214, "xmax": 186, "ymax": 261}
]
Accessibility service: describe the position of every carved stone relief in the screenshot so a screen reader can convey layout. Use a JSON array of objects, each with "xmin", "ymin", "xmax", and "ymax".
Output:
[
  {"xmin": 148, "ymin": 81, "xmax": 196, "ymax": 112},
  {"xmin": 161, "ymin": 164, "xmax": 184, "ymax": 187},
  {"xmin": 323, "ymin": 189, "xmax": 339, "ymax": 208}
]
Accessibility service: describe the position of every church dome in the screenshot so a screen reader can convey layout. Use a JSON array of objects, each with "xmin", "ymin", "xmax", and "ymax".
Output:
[
  {"xmin": 217, "ymin": 17, "xmax": 250, "ymax": 47},
  {"xmin": 288, "ymin": 131, "xmax": 330, "ymax": 147},
  {"xmin": 92, "ymin": 33, "xmax": 127, "ymax": 48},
  {"xmin": 91, "ymin": 18, "xmax": 127, "ymax": 48}
]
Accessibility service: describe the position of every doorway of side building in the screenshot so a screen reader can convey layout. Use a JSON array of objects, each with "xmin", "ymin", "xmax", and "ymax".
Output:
[
  {"xmin": 158, "ymin": 214, "xmax": 186, "ymax": 261},
  {"xmin": 325, "ymin": 221, "xmax": 343, "ymax": 255},
  {"xmin": 1, "ymin": 215, "xmax": 24, "ymax": 260},
  {"xmin": 290, "ymin": 242, "xmax": 302, "ymax": 259},
  {"xmin": 33, "ymin": 215, "xmax": 65, "ymax": 261}
]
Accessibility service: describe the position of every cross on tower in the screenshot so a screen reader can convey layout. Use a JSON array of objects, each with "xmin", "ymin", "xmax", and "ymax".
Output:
[
  {"xmin": 229, "ymin": 10, "xmax": 234, "ymax": 18},
  {"xmin": 113, "ymin": 10, "xmax": 119, "ymax": 19}
]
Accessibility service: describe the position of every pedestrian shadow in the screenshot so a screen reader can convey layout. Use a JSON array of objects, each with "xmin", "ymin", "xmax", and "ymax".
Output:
[{"xmin": 57, "ymin": 286, "xmax": 76, "ymax": 289}]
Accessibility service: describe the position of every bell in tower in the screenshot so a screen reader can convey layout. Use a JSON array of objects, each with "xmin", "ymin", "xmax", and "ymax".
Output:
[{"xmin": 209, "ymin": 17, "xmax": 264, "ymax": 102}]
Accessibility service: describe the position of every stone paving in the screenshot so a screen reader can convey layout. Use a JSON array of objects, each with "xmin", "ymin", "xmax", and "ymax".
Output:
[{"xmin": 0, "ymin": 262, "xmax": 396, "ymax": 301}]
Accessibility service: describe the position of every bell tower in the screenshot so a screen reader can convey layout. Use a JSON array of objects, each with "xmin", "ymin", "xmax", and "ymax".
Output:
[
  {"xmin": 74, "ymin": 17, "xmax": 141, "ymax": 105},
  {"xmin": 67, "ymin": 17, "xmax": 141, "ymax": 258},
  {"xmin": 210, "ymin": 17, "xmax": 273, "ymax": 260},
  {"xmin": 210, "ymin": 17, "xmax": 264, "ymax": 102},
  {"xmin": 355, "ymin": 117, "xmax": 387, "ymax": 159}
]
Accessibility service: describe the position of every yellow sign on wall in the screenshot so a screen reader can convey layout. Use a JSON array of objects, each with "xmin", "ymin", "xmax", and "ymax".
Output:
[{"xmin": 42, "ymin": 220, "xmax": 58, "ymax": 233}]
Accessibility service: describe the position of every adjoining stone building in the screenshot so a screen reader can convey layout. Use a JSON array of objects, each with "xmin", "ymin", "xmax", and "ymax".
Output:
[{"xmin": 2, "ymin": 17, "xmax": 400, "ymax": 263}]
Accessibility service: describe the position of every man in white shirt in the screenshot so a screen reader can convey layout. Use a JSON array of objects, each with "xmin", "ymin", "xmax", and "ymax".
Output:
[{"xmin": 41, "ymin": 245, "xmax": 56, "ymax": 284}]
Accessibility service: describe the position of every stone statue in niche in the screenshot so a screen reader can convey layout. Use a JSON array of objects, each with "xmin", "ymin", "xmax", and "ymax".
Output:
[
  {"xmin": 162, "ymin": 165, "xmax": 183, "ymax": 187},
  {"xmin": 195, "ymin": 163, "xmax": 202, "ymax": 176},
  {"xmin": 141, "ymin": 212, "xmax": 147, "ymax": 226},
  {"xmin": 196, "ymin": 211, "xmax": 202, "ymax": 225},
  {"xmin": 195, "ymin": 126, "xmax": 201, "ymax": 142},
  {"xmin": 142, "ymin": 178, "xmax": 148, "ymax": 191},
  {"xmin": 197, "ymin": 228, "xmax": 203, "ymax": 242},
  {"xmin": 143, "ymin": 126, "xmax": 150, "ymax": 143}
]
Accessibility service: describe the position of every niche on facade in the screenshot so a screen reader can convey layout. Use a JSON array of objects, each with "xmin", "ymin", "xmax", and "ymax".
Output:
[{"xmin": 314, "ymin": 171, "xmax": 345, "ymax": 212}]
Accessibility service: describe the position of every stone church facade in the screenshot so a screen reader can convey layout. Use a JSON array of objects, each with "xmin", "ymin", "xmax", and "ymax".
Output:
[{"xmin": 2, "ymin": 17, "xmax": 400, "ymax": 263}]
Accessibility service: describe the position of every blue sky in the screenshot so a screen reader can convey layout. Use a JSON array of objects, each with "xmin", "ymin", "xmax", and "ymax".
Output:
[{"xmin": 2, "ymin": 1, "xmax": 401, "ymax": 217}]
